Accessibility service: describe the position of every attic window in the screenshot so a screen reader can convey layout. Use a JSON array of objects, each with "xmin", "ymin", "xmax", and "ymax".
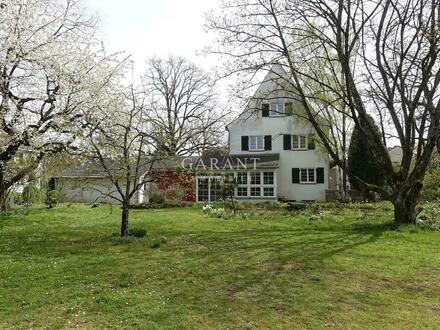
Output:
[{"xmin": 269, "ymin": 102, "xmax": 285, "ymax": 116}]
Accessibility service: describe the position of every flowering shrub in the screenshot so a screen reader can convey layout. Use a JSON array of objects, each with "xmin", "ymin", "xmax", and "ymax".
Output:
[
  {"xmin": 202, "ymin": 205, "xmax": 231, "ymax": 219},
  {"xmin": 417, "ymin": 203, "xmax": 440, "ymax": 230},
  {"xmin": 202, "ymin": 204, "xmax": 213, "ymax": 214}
]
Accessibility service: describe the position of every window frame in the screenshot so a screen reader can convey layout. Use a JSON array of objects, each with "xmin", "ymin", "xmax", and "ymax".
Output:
[
  {"xmin": 250, "ymin": 187, "xmax": 261, "ymax": 197},
  {"xmin": 263, "ymin": 171, "xmax": 274, "ymax": 185},
  {"xmin": 269, "ymin": 102, "xmax": 285, "ymax": 117},
  {"xmin": 248, "ymin": 135, "xmax": 265, "ymax": 151},
  {"xmin": 263, "ymin": 187, "xmax": 275, "ymax": 197},
  {"xmin": 232, "ymin": 171, "xmax": 277, "ymax": 198},
  {"xmin": 250, "ymin": 171, "xmax": 261, "ymax": 185},
  {"xmin": 299, "ymin": 168, "xmax": 316, "ymax": 184},
  {"xmin": 291, "ymin": 135, "xmax": 308, "ymax": 150}
]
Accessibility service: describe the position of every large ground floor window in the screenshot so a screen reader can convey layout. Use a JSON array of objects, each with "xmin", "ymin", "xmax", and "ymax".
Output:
[
  {"xmin": 196, "ymin": 171, "xmax": 277, "ymax": 202},
  {"xmin": 196, "ymin": 175, "xmax": 223, "ymax": 202}
]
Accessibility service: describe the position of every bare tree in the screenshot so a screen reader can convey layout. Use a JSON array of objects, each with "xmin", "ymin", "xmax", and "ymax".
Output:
[
  {"xmin": 85, "ymin": 85, "xmax": 157, "ymax": 237},
  {"xmin": 207, "ymin": 0, "xmax": 440, "ymax": 224},
  {"xmin": 144, "ymin": 56, "xmax": 227, "ymax": 156},
  {"xmin": 0, "ymin": 0, "xmax": 123, "ymax": 211}
]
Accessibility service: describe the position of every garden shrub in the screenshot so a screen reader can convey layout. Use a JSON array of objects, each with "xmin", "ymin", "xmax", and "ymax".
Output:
[
  {"xmin": 45, "ymin": 189, "xmax": 60, "ymax": 208},
  {"xmin": 213, "ymin": 200, "xmax": 231, "ymax": 209},
  {"xmin": 202, "ymin": 204, "xmax": 232, "ymax": 219},
  {"xmin": 421, "ymin": 166, "xmax": 440, "ymax": 201},
  {"xmin": 150, "ymin": 186, "xmax": 165, "ymax": 204},
  {"xmin": 22, "ymin": 184, "xmax": 41, "ymax": 205},
  {"xmin": 417, "ymin": 202, "xmax": 440, "ymax": 230},
  {"xmin": 13, "ymin": 192, "xmax": 23, "ymax": 205},
  {"xmin": 165, "ymin": 184, "xmax": 185, "ymax": 204}
]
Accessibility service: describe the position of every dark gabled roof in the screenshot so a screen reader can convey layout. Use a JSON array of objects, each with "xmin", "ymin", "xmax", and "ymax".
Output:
[
  {"xmin": 54, "ymin": 153, "xmax": 280, "ymax": 178},
  {"xmin": 54, "ymin": 157, "xmax": 155, "ymax": 178}
]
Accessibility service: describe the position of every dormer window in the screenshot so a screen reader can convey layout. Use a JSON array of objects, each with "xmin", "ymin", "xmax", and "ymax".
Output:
[{"xmin": 269, "ymin": 102, "xmax": 285, "ymax": 117}]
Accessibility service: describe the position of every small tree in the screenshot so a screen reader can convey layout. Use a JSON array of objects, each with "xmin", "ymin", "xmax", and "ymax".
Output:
[
  {"xmin": 85, "ymin": 85, "xmax": 157, "ymax": 237},
  {"xmin": 220, "ymin": 175, "xmax": 238, "ymax": 214}
]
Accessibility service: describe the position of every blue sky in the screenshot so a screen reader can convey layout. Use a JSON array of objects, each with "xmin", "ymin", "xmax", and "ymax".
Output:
[{"xmin": 86, "ymin": 0, "xmax": 221, "ymax": 74}]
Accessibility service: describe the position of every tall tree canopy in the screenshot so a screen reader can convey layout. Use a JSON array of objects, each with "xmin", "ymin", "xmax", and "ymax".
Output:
[
  {"xmin": 207, "ymin": 0, "xmax": 440, "ymax": 224},
  {"xmin": 0, "ymin": 0, "xmax": 123, "ymax": 210},
  {"xmin": 144, "ymin": 56, "xmax": 227, "ymax": 156}
]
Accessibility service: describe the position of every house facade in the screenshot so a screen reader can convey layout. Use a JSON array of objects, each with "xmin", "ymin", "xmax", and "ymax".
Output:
[
  {"xmin": 192, "ymin": 67, "xmax": 330, "ymax": 203},
  {"xmin": 46, "ymin": 66, "xmax": 330, "ymax": 205}
]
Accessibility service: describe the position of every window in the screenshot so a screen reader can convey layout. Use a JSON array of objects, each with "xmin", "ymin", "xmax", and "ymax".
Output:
[
  {"xmin": 197, "ymin": 177, "xmax": 209, "ymax": 202},
  {"xmin": 210, "ymin": 178, "xmax": 222, "ymax": 202},
  {"xmin": 250, "ymin": 187, "xmax": 261, "ymax": 196},
  {"xmin": 249, "ymin": 135, "xmax": 264, "ymax": 151},
  {"xmin": 237, "ymin": 187, "xmax": 248, "ymax": 196},
  {"xmin": 250, "ymin": 172, "xmax": 261, "ymax": 185},
  {"xmin": 300, "ymin": 168, "xmax": 316, "ymax": 183},
  {"xmin": 263, "ymin": 172, "xmax": 274, "ymax": 185},
  {"xmin": 269, "ymin": 102, "xmax": 285, "ymax": 116},
  {"xmin": 197, "ymin": 172, "xmax": 277, "ymax": 201},
  {"xmin": 292, "ymin": 135, "xmax": 308, "ymax": 150},
  {"xmin": 197, "ymin": 175, "xmax": 222, "ymax": 202},
  {"xmin": 264, "ymin": 187, "xmax": 274, "ymax": 197},
  {"xmin": 231, "ymin": 171, "xmax": 276, "ymax": 199},
  {"xmin": 237, "ymin": 172, "xmax": 247, "ymax": 184}
]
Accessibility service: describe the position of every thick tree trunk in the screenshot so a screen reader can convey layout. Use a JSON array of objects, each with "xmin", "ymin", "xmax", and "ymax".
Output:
[
  {"xmin": 392, "ymin": 185, "xmax": 422, "ymax": 225},
  {"xmin": 121, "ymin": 203, "xmax": 130, "ymax": 237}
]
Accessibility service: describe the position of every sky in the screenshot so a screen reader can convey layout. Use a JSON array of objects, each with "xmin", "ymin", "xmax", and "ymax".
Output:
[{"xmin": 86, "ymin": 0, "xmax": 222, "ymax": 75}]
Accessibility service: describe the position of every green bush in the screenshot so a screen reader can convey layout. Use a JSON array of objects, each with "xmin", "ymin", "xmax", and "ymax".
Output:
[
  {"xmin": 150, "ymin": 186, "xmax": 165, "ymax": 204},
  {"xmin": 166, "ymin": 184, "xmax": 185, "ymax": 204},
  {"xmin": 22, "ymin": 184, "xmax": 41, "ymax": 205},
  {"xmin": 13, "ymin": 192, "xmax": 23, "ymax": 205},
  {"xmin": 421, "ymin": 166, "xmax": 440, "ymax": 201},
  {"xmin": 212, "ymin": 200, "xmax": 231, "ymax": 209},
  {"xmin": 45, "ymin": 190, "xmax": 60, "ymax": 208},
  {"xmin": 417, "ymin": 202, "xmax": 440, "ymax": 230}
]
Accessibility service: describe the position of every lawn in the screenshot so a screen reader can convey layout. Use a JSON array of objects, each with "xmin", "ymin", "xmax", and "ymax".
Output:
[{"xmin": 1, "ymin": 204, "xmax": 440, "ymax": 329}]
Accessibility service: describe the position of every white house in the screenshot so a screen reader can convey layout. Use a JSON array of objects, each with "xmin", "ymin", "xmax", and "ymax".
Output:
[
  {"xmin": 46, "ymin": 66, "xmax": 331, "ymax": 205},
  {"xmin": 193, "ymin": 66, "xmax": 330, "ymax": 203}
]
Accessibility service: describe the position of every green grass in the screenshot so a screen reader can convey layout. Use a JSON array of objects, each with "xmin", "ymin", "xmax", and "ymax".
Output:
[{"xmin": 1, "ymin": 204, "xmax": 440, "ymax": 329}]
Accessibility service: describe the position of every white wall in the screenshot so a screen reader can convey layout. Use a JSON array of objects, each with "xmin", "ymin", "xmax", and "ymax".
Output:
[
  {"xmin": 227, "ymin": 67, "xmax": 329, "ymax": 201},
  {"xmin": 57, "ymin": 177, "xmax": 148, "ymax": 205}
]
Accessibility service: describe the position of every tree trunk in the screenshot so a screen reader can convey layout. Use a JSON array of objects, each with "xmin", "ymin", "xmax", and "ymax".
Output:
[
  {"xmin": 342, "ymin": 166, "xmax": 349, "ymax": 201},
  {"xmin": 121, "ymin": 203, "xmax": 130, "ymax": 237},
  {"xmin": 230, "ymin": 192, "xmax": 236, "ymax": 215},
  {"xmin": 393, "ymin": 185, "xmax": 422, "ymax": 225},
  {"xmin": 0, "ymin": 170, "xmax": 7, "ymax": 213},
  {"xmin": 0, "ymin": 193, "xmax": 7, "ymax": 213}
]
